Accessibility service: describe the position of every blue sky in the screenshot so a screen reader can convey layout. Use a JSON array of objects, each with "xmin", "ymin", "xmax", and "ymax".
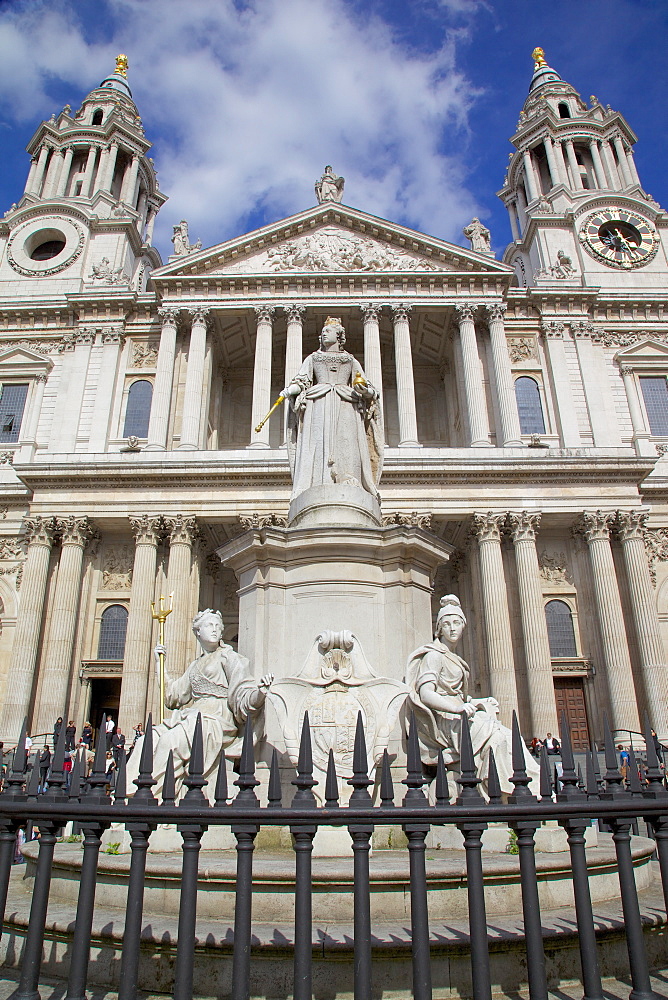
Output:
[{"xmin": 0, "ymin": 0, "xmax": 666, "ymax": 260}]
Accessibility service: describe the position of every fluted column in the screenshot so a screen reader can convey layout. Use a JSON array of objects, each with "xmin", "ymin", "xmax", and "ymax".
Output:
[
  {"xmin": 361, "ymin": 303, "xmax": 384, "ymax": 398},
  {"xmin": 82, "ymin": 145, "xmax": 98, "ymax": 197},
  {"xmin": 36, "ymin": 517, "xmax": 95, "ymax": 733},
  {"xmin": 24, "ymin": 156, "xmax": 39, "ymax": 197},
  {"xmin": 42, "ymin": 148, "xmax": 63, "ymax": 199},
  {"xmin": 146, "ymin": 307, "xmax": 179, "ymax": 451},
  {"xmin": 249, "ymin": 306, "xmax": 274, "ymax": 448},
  {"xmin": 613, "ymin": 136, "xmax": 633, "ymax": 187},
  {"xmin": 179, "ymin": 306, "xmax": 210, "ymax": 450},
  {"xmin": 626, "ymin": 147, "xmax": 641, "ymax": 185},
  {"xmin": 391, "ymin": 304, "xmax": 419, "ymax": 446},
  {"xmin": 485, "ymin": 303, "xmax": 522, "ymax": 447},
  {"xmin": 563, "ymin": 140, "xmax": 583, "ymax": 191},
  {"xmin": 0, "ymin": 517, "xmax": 57, "ymax": 740},
  {"xmin": 553, "ymin": 140, "xmax": 569, "ymax": 187},
  {"xmin": 55, "ymin": 145, "xmax": 74, "ymax": 197},
  {"xmin": 600, "ymin": 140, "xmax": 621, "ymax": 189},
  {"xmin": 616, "ymin": 511, "xmax": 668, "ymax": 738},
  {"xmin": 589, "ymin": 141, "xmax": 607, "ymax": 189},
  {"xmin": 455, "ymin": 303, "xmax": 491, "ymax": 447},
  {"xmin": 542, "ymin": 137, "xmax": 560, "ymax": 188},
  {"xmin": 103, "ymin": 142, "xmax": 119, "ymax": 192},
  {"xmin": 541, "ymin": 322, "xmax": 581, "ymax": 447},
  {"xmin": 521, "ymin": 148, "xmax": 539, "ymax": 202},
  {"xmin": 508, "ymin": 512, "xmax": 559, "ymax": 735},
  {"xmin": 29, "ymin": 144, "xmax": 50, "ymax": 196},
  {"xmin": 118, "ymin": 515, "xmax": 164, "ymax": 734},
  {"xmin": 283, "ymin": 304, "xmax": 305, "ymax": 386},
  {"xmin": 164, "ymin": 516, "xmax": 199, "ymax": 677},
  {"xmin": 472, "ymin": 512, "xmax": 518, "ymax": 725},
  {"xmin": 121, "ymin": 154, "xmax": 140, "ymax": 205},
  {"xmin": 576, "ymin": 511, "xmax": 639, "ymax": 734}
]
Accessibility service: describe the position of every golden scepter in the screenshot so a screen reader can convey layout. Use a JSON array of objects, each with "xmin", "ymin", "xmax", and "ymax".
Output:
[
  {"xmin": 151, "ymin": 593, "xmax": 174, "ymax": 724},
  {"xmin": 255, "ymin": 395, "xmax": 285, "ymax": 434}
]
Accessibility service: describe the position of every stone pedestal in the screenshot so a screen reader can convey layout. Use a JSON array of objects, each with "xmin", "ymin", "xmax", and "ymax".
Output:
[{"xmin": 217, "ymin": 521, "xmax": 453, "ymax": 685}]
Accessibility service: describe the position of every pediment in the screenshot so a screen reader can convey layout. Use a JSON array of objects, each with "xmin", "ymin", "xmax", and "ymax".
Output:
[
  {"xmin": 0, "ymin": 347, "xmax": 53, "ymax": 376},
  {"xmin": 154, "ymin": 204, "xmax": 512, "ymax": 281},
  {"xmin": 614, "ymin": 339, "xmax": 668, "ymax": 364}
]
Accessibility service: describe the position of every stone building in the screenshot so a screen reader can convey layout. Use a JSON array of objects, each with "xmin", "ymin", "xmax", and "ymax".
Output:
[{"xmin": 0, "ymin": 50, "xmax": 667, "ymax": 748}]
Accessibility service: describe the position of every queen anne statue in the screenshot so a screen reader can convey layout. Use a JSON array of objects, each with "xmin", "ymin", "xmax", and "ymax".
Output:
[{"xmin": 280, "ymin": 317, "xmax": 383, "ymax": 501}]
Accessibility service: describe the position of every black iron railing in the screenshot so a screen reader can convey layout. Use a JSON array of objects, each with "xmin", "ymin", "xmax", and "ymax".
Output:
[{"xmin": 0, "ymin": 709, "xmax": 666, "ymax": 1000}]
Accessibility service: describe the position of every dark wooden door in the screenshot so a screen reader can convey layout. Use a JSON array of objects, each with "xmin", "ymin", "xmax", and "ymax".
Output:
[{"xmin": 554, "ymin": 677, "xmax": 590, "ymax": 749}]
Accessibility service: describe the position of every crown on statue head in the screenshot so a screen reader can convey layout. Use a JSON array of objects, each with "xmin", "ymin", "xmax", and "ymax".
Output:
[{"xmin": 324, "ymin": 316, "xmax": 343, "ymax": 327}]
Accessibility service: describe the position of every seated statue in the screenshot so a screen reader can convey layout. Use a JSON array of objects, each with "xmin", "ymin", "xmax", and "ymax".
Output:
[
  {"xmin": 128, "ymin": 609, "xmax": 273, "ymax": 799},
  {"xmin": 406, "ymin": 595, "xmax": 539, "ymax": 799}
]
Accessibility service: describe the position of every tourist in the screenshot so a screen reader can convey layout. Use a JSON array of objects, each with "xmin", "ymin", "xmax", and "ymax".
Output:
[
  {"xmin": 53, "ymin": 717, "xmax": 63, "ymax": 748},
  {"xmin": 65, "ymin": 720, "xmax": 76, "ymax": 751},
  {"xmin": 618, "ymin": 744, "xmax": 630, "ymax": 783},
  {"xmin": 62, "ymin": 750, "xmax": 73, "ymax": 791},
  {"xmin": 81, "ymin": 722, "xmax": 93, "ymax": 747},
  {"xmin": 105, "ymin": 715, "xmax": 115, "ymax": 750},
  {"xmin": 38, "ymin": 746, "xmax": 50, "ymax": 794},
  {"xmin": 544, "ymin": 733, "xmax": 561, "ymax": 755},
  {"xmin": 24, "ymin": 732, "xmax": 33, "ymax": 754},
  {"xmin": 530, "ymin": 737, "xmax": 543, "ymax": 757},
  {"xmin": 111, "ymin": 729, "xmax": 126, "ymax": 764}
]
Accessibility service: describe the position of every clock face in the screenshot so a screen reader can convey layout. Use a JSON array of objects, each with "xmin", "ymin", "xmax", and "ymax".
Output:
[{"xmin": 579, "ymin": 209, "xmax": 660, "ymax": 269}]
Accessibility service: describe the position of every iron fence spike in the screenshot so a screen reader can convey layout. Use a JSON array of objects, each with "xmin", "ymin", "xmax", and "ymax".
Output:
[
  {"xmin": 325, "ymin": 749, "xmax": 339, "ymax": 807},
  {"xmin": 435, "ymin": 750, "xmax": 449, "ymax": 806},
  {"xmin": 380, "ymin": 750, "xmax": 395, "ymax": 807},
  {"xmin": 268, "ymin": 748, "xmax": 282, "ymax": 807},
  {"xmin": 539, "ymin": 746, "xmax": 552, "ymax": 799},
  {"xmin": 162, "ymin": 749, "xmax": 176, "ymax": 805},
  {"xmin": 487, "ymin": 747, "xmax": 503, "ymax": 803},
  {"xmin": 214, "ymin": 750, "xmax": 229, "ymax": 807}
]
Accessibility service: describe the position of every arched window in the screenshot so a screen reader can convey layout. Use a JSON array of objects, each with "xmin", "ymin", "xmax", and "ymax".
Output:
[
  {"xmin": 545, "ymin": 600, "xmax": 577, "ymax": 657},
  {"xmin": 515, "ymin": 376, "xmax": 546, "ymax": 435},
  {"xmin": 92, "ymin": 109, "xmax": 104, "ymax": 125},
  {"xmin": 97, "ymin": 605, "xmax": 128, "ymax": 659},
  {"xmin": 558, "ymin": 103, "xmax": 571, "ymax": 119},
  {"xmin": 123, "ymin": 380, "xmax": 152, "ymax": 437}
]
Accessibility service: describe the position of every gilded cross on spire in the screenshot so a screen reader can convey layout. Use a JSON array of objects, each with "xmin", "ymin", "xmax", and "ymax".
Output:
[
  {"xmin": 115, "ymin": 53, "xmax": 128, "ymax": 78},
  {"xmin": 531, "ymin": 47, "xmax": 547, "ymax": 70}
]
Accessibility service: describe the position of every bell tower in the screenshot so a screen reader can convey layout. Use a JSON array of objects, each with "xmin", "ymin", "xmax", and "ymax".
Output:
[
  {"xmin": 0, "ymin": 55, "xmax": 166, "ymax": 292},
  {"xmin": 498, "ymin": 48, "xmax": 666, "ymax": 290}
]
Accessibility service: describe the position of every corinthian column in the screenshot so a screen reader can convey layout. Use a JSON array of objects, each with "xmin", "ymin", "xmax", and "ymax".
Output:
[
  {"xmin": 146, "ymin": 307, "xmax": 179, "ymax": 451},
  {"xmin": 508, "ymin": 512, "xmax": 559, "ymax": 735},
  {"xmin": 485, "ymin": 303, "xmax": 522, "ymax": 446},
  {"xmin": 283, "ymin": 304, "xmax": 305, "ymax": 387},
  {"xmin": 615, "ymin": 511, "xmax": 668, "ymax": 738},
  {"xmin": 361, "ymin": 303, "xmax": 383, "ymax": 399},
  {"xmin": 117, "ymin": 515, "xmax": 164, "ymax": 734},
  {"xmin": 455, "ymin": 304, "xmax": 491, "ymax": 447},
  {"xmin": 179, "ymin": 306, "xmax": 210, "ymax": 450},
  {"xmin": 249, "ymin": 306, "xmax": 274, "ymax": 448},
  {"xmin": 575, "ymin": 511, "xmax": 639, "ymax": 733},
  {"xmin": 164, "ymin": 516, "xmax": 199, "ymax": 676},
  {"xmin": 36, "ymin": 517, "xmax": 95, "ymax": 733},
  {"xmin": 390, "ymin": 304, "xmax": 419, "ymax": 447},
  {"xmin": 472, "ymin": 512, "xmax": 518, "ymax": 725},
  {"xmin": 0, "ymin": 517, "xmax": 57, "ymax": 740}
]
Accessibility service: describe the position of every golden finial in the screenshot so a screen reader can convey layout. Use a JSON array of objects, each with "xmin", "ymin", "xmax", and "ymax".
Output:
[
  {"xmin": 115, "ymin": 53, "xmax": 128, "ymax": 78},
  {"xmin": 531, "ymin": 47, "xmax": 547, "ymax": 70}
]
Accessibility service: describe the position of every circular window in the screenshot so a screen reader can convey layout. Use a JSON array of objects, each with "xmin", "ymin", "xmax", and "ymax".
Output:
[{"xmin": 30, "ymin": 239, "xmax": 66, "ymax": 261}]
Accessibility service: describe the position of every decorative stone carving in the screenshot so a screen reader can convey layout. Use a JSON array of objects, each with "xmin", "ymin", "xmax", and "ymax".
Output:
[
  {"xmin": 471, "ymin": 511, "xmax": 505, "ymax": 543},
  {"xmin": 131, "ymin": 341, "xmax": 159, "ymax": 368},
  {"xmin": 188, "ymin": 306, "xmax": 210, "ymax": 326},
  {"xmin": 381, "ymin": 511, "xmax": 432, "ymax": 530},
  {"xmin": 571, "ymin": 320, "xmax": 594, "ymax": 339},
  {"xmin": 283, "ymin": 304, "xmax": 306, "ymax": 324},
  {"xmin": 535, "ymin": 250, "xmax": 577, "ymax": 281},
  {"xmin": 535, "ymin": 196, "xmax": 553, "ymax": 214},
  {"xmin": 101, "ymin": 544, "xmax": 133, "ymax": 590},
  {"xmin": 592, "ymin": 330, "xmax": 668, "ymax": 348},
  {"xmin": 0, "ymin": 453, "xmax": 14, "ymax": 465},
  {"xmin": 656, "ymin": 443, "xmax": 668, "ymax": 457},
  {"xmin": 267, "ymin": 630, "xmax": 407, "ymax": 803},
  {"xmin": 507, "ymin": 511, "xmax": 541, "ymax": 542},
  {"xmin": 57, "ymin": 516, "xmax": 96, "ymax": 547},
  {"xmin": 130, "ymin": 514, "xmax": 164, "ymax": 545},
  {"xmin": 0, "ymin": 339, "xmax": 53, "ymax": 356},
  {"xmin": 164, "ymin": 514, "xmax": 199, "ymax": 545},
  {"xmin": 238, "ymin": 512, "xmax": 288, "ymax": 530},
  {"xmin": 89, "ymin": 257, "xmax": 129, "ymax": 285},
  {"xmin": 0, "ymin": 537, "xmax": 27, "ymax": 561},
  {"xmin": 157, "ymin": 306, "xmax": 180, "ymax": 326},
  {"xmin": 538, "ymin": 550, "xmax": 573, "ymax": 585},
  {"xmin": 360, "ymin": 303, "xmax": 383, "ymax": 323},
  {"xmin": 253, "ymin": 305, "xmax": 275, "ymax": 324},
  {"xmin": 462, "ymin": 218, "xmax": 492, "ymax": 254},
  {"xmin": 315, "ymin": 165, "xmax": 345, "ymax": 204},
  {"xmin": 643, "ymin": 527, "xmax": 668, "ymax": 587},
  {"xmin": 101, "ymin": 328, "xmax": 125, "ymax": 346},
  {"xmin": 540, "ymin": 320, "xmax": 564, "ymax": 340},
  {"xmin": 615, "ymin": 509, "xmax": 648, "ymax": 542},
  {"xmin": 23, "ymin": 516, "xmax": 57, "ymax": 547},
  {"xmin": 205, "ymin": 551, "xmax": 221, "ymax": 582},
  {"xmin": 391, "ymin": 303, "xmax": 412, "ymax": 323},
  {"xmin": 226, "ymin": 228, "xmax": 444, "ymax": 274},
  {"xmin": 58, "ymin": 334, "xmax": 76, "ymax": 353},
  {"xmin": 406, "ymin": 595, "xmax": 539, "ymax": 799},
  {"xmin": 454, "ymin": 302, "xmax": 477, "ymax": 325},
  {"xmin": 508, "ymin": 337, "xmax": 537, "ymax": 363},
  {"xmin": 171, "ymin": 220, "xmax": 201, "ymax": 256},
  {"xmin": 573, "ymin": 510, "xmax": 613, "ymax": 543}
]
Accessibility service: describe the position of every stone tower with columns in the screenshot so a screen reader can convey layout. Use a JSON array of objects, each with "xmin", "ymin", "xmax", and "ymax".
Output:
[{"xmin": 0, "ymin": 51, "xmax": 666, "ymax": 754}]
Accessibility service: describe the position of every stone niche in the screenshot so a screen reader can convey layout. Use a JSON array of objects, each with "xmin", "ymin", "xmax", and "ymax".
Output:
[{"xmin": 217, "ymin": 521, "xmax": 454, "ymax": 684}]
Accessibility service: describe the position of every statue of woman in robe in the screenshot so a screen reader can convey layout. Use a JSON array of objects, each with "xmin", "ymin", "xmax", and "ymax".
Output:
[
  {"xmin": 280, "ymin": 317, "xmax": 383, "ymax": 500},
  {"xmin": 406, "ymin": 595, "xmax": 539, "ymax": 798}
]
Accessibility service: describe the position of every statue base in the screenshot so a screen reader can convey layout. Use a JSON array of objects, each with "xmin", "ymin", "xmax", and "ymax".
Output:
[{"xmin": 288, "ymin": 484, "xmax": 381, "ymax": 528}]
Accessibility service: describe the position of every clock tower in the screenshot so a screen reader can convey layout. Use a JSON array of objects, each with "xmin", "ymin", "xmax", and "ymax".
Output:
[{"xmin": 498, "ymin": 48, "xmax": 667, "ymax": 290}]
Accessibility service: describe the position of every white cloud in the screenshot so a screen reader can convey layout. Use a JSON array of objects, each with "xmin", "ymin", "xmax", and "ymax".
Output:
[{"xmin": 0, "ymin": 0, "xmax": 484, "ymax": 254}]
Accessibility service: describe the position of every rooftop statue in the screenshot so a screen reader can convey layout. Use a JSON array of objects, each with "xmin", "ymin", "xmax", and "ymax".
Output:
[
  {"xmin": 315, "ymin": 165, "xmax": 345, "ymax": 204},
  {"xmin": 462, "ymin": 217, "xmax": 492, "ymax": 255},
  {"xmin": 406, "ymin": 595, "xmax": 540, "ymax": 799},
  {"xmin": 171, "ymin": 219, "xmax": 202, "ymax": 256},
  {"xmin": 280, "ymin": 317, "xmax": 383, "ymax": 500},
  {"xmin": 127, "ymin": 609, "xmax": 273, "ymax": 798}
]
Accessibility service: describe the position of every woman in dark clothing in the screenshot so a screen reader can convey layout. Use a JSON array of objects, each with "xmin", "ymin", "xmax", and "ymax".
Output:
[
  {"xmin": 65, "ymin": 721, "xmax": 76, "ymax": 751},
  {"xmin": 53, "ymin": 717, "xmax": 63, "ymax": 747},
  {"xmin": 81, "ymin": 722, "xmax": 93, "ymax": 747}
]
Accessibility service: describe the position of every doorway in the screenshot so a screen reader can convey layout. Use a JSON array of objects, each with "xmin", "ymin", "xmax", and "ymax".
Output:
[
  {"xmin": 553, "ymin": 676, "xmax": 590, "ymax": 749},
  {"xmin": 87, "ymin": 677, "xmax": 121, "ymax": 748}
]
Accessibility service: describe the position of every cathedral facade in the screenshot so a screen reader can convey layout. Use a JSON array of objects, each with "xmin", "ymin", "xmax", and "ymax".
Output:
[{"xmin": 0, "ymin": 51, "xmax": 667, "ymax": 748}]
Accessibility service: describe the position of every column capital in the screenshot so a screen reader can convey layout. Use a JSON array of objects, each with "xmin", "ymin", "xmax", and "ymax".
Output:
[
  {"xmin": 454, "ymin": 302, "xmax": 478, "ymax": 324},
  {"xmin": 471, "ymin": 511, "xmax": 505, "ymax": 543},
  {"xmin": 573, "ymin": 510, "xmax": 614, "ymax": 543},
  {"xmin": 75, "ymin": 330, "xmax": 95, "ymax": 346},
  {"xmin": 130, "ymin": 514, "xmax": 164, "ymax": 545},
  {"xmin": 158, "ymin": 306, "xmax": 180, "ymax": 325},
  {"xmin": 254, "ymin": 305, "xmax": 275, "ymax": 324},
  {"xmin": 282, "ymin": 303, "xmax": 306, "ymax": 323},
  {"xmin": 571, "ymin": 320, "xmax": 594, "ymax": 339},
  {"xmin": 615, "ymin": 509, "xmax": 648, "ymax": 542},
  {"xmin": 391, "ymin": 303, "xmax": 412, "ymax": 322},
  {"xmin": 34, "ymin": 372, "xmax": 49, "ymax": 384},
  {"xmin": 164, "ymin": 514, "xmax": 199, "ymax": 545},
  {"xmin": 360, "ymin": 303, "xmax": 384, "ymax": 322},
  {"xmin": 188, "ymin": 306, "xmax": 211, "ymax": 326},
  {"xmin": 485, "ymin": 302, "xmax": 507, "ymax": 322},
  {"xmin": 507, "ymin": 511, "xmax": 542, "ymax": 542},
  {"xmin": 23, "ymin": 516, "xmax": 57, "ymax": 547},
  {"xmin": 57, "ymin": 515, "xmax": 96, "ymax": 547},
  {"xmin": 101, "ymin": 326, "xmax": 125, "ymax": 346},
  {"xmin": 619, "ymin": 365, "xmax": 634, "ymax": 377}
]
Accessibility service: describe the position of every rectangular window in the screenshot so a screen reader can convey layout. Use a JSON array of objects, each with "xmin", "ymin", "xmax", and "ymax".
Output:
[
  {"xmin": 640, "ymin": 376, "xmax": 668, "ymax": 436},
  {"xmin": 0, "ymin": 383, "xmax": 29, "ymax": 443}
]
